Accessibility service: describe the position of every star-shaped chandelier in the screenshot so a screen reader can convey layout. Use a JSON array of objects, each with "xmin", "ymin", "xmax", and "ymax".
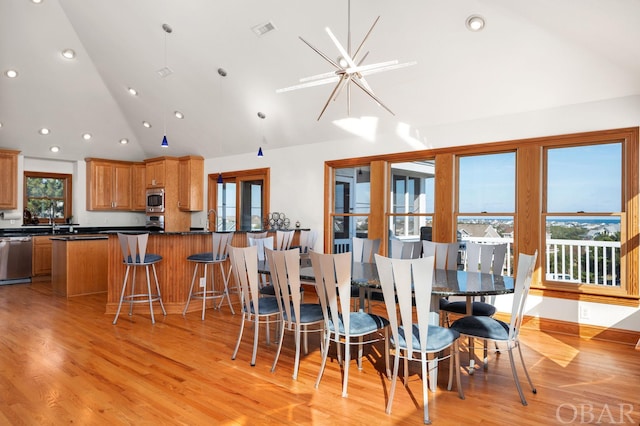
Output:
[{"xmin": 276, "ymin": 0, "xmax": 416, "ymax": 120}]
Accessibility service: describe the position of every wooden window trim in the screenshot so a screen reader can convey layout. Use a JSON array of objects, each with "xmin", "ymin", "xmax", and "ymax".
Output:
[{"xmin": 23, "ymin": 171, "xmax": 73, "ymax": 223}]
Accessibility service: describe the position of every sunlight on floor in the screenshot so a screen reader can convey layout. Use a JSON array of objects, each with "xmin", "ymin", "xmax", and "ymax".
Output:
[{"xmin": 529, "ymin": 332, "xmax": 580, "ymax": 368}]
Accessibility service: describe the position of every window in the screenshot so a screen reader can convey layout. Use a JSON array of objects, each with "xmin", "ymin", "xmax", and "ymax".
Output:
[
  {"xmin": 332, "ymin": 166, "xmax": 371, "ymax": 253},
  {"xmin": 208, "ymin": 168, "xmax": 269, "ymax": 231},
  {"xmin": 23, "ymin": 172, "xmax": 72, "ymax": 224},
  {"xmin": 544, "ymin": 143, "xmax": 622, "ymax": 287},
  {"xmin": 388, "ymin": 160, "xmax": 435, "ymax": 255},
  {"xmin": 457, "ymin": 152, "xmax": 516, "ymax": 275}
]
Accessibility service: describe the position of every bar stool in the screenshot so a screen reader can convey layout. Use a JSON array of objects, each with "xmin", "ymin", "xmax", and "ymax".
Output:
[
  {"xmin": 113, "ymin": 233, "xmax": 166, "ymax": 325},
  {"xmin": 183, "ymin": 232, "xmax": 235, "ymax": 320}
]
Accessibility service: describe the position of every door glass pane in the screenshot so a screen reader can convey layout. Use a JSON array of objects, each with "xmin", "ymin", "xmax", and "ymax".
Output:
[
  {"xmin": 546, "ymin": 143, "xmax": 621, "ymax": 212},
  {"xmin": 240, "ymin": 180, "xmax": 263, "ymax": 231},
  {"xmin": 458, "ymin": 153, "xmax": 515, "ymax": 213},
  {"xmin": 334, "ymin": 167, "xmax": 370, "ymax": 214},
  {"xmin": 217, "ymin": 182, "xmax": 236, "ymax": 231}
]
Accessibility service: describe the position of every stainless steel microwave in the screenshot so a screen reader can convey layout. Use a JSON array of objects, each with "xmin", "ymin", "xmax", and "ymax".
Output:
[{"xmin": 146, "ymin": 188, "xmax": 165, "ymax": 213}]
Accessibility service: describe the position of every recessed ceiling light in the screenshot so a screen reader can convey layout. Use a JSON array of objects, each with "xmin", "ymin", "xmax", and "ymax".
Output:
[
  {"xmin": 61, "ymin": 49, "xmax": 76, "ymax": 59},
  {"xmin": 39, "ymin": 128, "xmax": 50, "ymax": 135},
  {"xmin": 142, "ymin": 121, "xmax": 152, "ymax": 128},
  {"xmin": 127, "ymin": 87, "xmax": 138, "ymax": 96},
  {"xmin": 31, "ymin": 0, "xmax": 43, "ymax": 4},
  {"xmin": 5, "ymin": 69, "xmax": 18, "ymax": 78},
  {"xmin": 174, "ymin": 111, "xmax": 184, "ymax": 119},
  {"xmin": 466, "ymin": 15, "xmax": 486, "ymax": 32},
  {"xmin": 119, "ymin": 138, "xmax": 129, "ymax": 145},
  {"xmin": 82, "ymin": 133, "xmax": 92, "ymax": 140},
  {"xmin": 50, "ymin": 146, "xmax": 60, "ymax": 153},
  {"xmin": 0, "ymin": 122, "xmax": 3, "ymax": 128}
]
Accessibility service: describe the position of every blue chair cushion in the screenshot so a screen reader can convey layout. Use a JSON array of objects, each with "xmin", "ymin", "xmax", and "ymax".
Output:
[
  {"xmin": 440, "ymin": 299, "xmax": 497, "ymax": 316},
  {"xmin": 125, "ymin": 254, "xmax": 162, "ymax": 264},
  {"xmin": 450, "ymin": 315, "xmax": 510, "ymax": 341},
  {"xmin": 247, "ymin": 297, "xmax": 280, "ymax": 315},
  {"xmin": 329, "ymin": 312, "xmax": 389, "ymax": 336},
  {"xmin": 259, "ymin": 285, "xmax": 275, "ymax": 296},
  {"xmin": 283, "ymin": 303, "xmax": 324, "ymax": 324},
  {"xmin": 186, "ymin": 252, "xmax": 227, "ymax": 262},
  {"xmin": 393, "ymin": 324, "xmax": 460, "ymax": 352}
]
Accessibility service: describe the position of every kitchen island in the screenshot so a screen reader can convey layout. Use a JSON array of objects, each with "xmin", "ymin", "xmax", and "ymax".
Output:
[{"xmin": 51, "ymin": 235, "xmax": 108, "ymax": 297}]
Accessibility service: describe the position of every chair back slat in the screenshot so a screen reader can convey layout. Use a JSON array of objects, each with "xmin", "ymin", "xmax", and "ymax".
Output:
[
  {"xmin": 229, "ymin": 245, "xmax": 261, "ymax": 316},
  {"xmin": 276, "ymin": 230, "xmax": 294, "ymax": 251},
  {"xmin": 248, "ymin": 236, "xmax": 274, "ymax": 261},
  {"xmin": 299, "ymin": 230, "xmax": 317, "ymax": 254},
  {"xmin": 509, "ymin": 251, "xmax": 538, "ymax": 341},
  {"xmin": 465, "ymin": 241, "xmax": 508, "ymax": 275},
  {"xmin": 265, "ymin": 248, "xmax": 302, "ymax": 329},
  {"xmin": 310, "ymin": 250, "xmax": 353, "ymax": 337},
  {"xmin": 352, "ymin": 237, "xmax": 380, "ymax": 264},
  {"xmin": 211, "ymin": 232, "xmax": 233, "ymax": 261},
  {"xmin": 391, "ymin": 240, "xmax": 422, "ymax": 259},
  {"xmin": 375, "ymin": 254, "xmax": 435, "ymax": 359},
  {"xmin": 118, "ymin": 232, "xmax": 150, "ymax": 264},
  {"xmin": 422, "ymin": 241, "xmax": 459, "ymax": 270}
]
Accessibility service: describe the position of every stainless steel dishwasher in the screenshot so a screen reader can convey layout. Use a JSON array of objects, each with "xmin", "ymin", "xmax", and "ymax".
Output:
[{"xmin": 0, "ymin": 236, "xmax": 33, "ymax": 285}]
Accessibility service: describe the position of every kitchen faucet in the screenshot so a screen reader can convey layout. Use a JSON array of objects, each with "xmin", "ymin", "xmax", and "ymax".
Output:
[
  {"xmin": 48, "ymin": 199, "xmax": 58, "ymax": 234},
  {"xmin": 207, "ymin": 209, "xmax": 217, "ymax": 232}
]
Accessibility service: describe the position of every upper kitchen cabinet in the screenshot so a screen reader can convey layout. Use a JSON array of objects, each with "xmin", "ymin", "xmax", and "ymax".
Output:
[
  {"xmin": 178, "ymin": 156, "xmax": 204, "ymax": 211},
  {"xmin": 0, "ymin": 149, "xmax": 19, "ymax": 210},
  {"xmin": 86, "ymin": 159, "xmax": 132, "ymax": 211},
  {"xmin": 131, "ymin": 162, "xmax": 146, "ymax": 211},
  {"xmin": 145, "ymin": 158, "xmax": 166, "ymax": 187}
]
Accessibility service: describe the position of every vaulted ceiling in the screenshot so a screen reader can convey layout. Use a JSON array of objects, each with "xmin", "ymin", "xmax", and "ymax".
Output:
[{"xmin": 1, "ymin": 0, "xmax": 639, "ymax": 162}]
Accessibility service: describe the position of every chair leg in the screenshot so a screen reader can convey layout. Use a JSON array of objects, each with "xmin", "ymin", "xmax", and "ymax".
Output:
[
  {"xmin": 453, "ymin": 341, "xmax": 464, "ymax": 399},
  {"xmin": 315, "ymin": 332, "xmax": 331, "ymax": 389},
  {"xmin": 427, "ymin": 353, "xmax": 437, "ymax": 392},
  {"xmin": 292, "ymin": 326, "xmax": 301, "ymax": 380},
  {"xmin": 421, "ymin": 353, "xmax": 431, "ymax": 425},
  {"xmin": 271, "ymin": 320, "xmax": 286, "ymax": 374},
  {"xmin": 508, "ymin": 346, "xmax": 528, "ymax": 405},
  {"xmin": 182, "ymin": 263, "xmax": 199, "ymax": 316},
  {"xmin": 342, "ymin": 337, "xmax": 351, "ymax": 397},
  {"xmin": 129, "ymin": 267, "xmax": 137, "ymax": 316},
  {"xmin": 232, "ymin": 314, "xmax": 246, "ymax": 360},
  {"xmin": 112, "ymin": 265, "xmax": 130, "ymax": 325},
  {"xmin": 516, "ymin": 341, "xmax": 537, "ymax": 394},
  {"xmin": 251, "ymin": 314, "xmax": 260, "ymax": 366},
  {"xmin": 468, "ymin": 336, "xmax": 476, "ymax": 374},
  {"xmin": 357, "ymin": 336, "xmax": 364, "ymax": 370},
  {"xmin": 145, "ymin": 266, "xmax": 156, "ymax": 324},
  {"xmin": 151, "ymin": 264, "xmax": 166, "ymax": 316},
  {"xmin": 201, "ymin": 264, "xmax": 208, "ymax": 320},
  {"xmin": 218, "ymin": 262, "xmax": 236, "ymax": 315},
  {"xmin": 386, "ymin": 351, "xmax": 400, "ymax": 415}
]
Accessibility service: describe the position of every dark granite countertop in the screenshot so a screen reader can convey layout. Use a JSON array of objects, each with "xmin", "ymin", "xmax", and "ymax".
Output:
[
  {"xmin": 50, "ymin": 235, "xmax": 109, "ymax": 241},
  {"xmin": 0, "ymin": 226, "xmax": 307, "ymax": 237}
]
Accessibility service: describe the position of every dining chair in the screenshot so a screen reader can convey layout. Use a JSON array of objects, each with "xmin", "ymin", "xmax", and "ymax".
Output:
[
  {"xmin": 390, "ymin": 239, "xmax": 422, "ymax": 259},
  {"xmin": 113, "ymin": 233, "xmax": 166, "ymax": 324},
  {"xmin": 421, "ymin": 240, "xmax": 459, "ymax": 270},
  {"xmin": 265, "ymin": 248, "xmax": 324, "ymax": 380},
  {"xmin": 182, "ymin": 231, "xmax": 235, "ymax": 319},
  {"xmin": 298, "ymin": 229, "xmax": 317, "ymax": 267},
  {"xmin": 275, "ymin": 230, "xmax": 294, "ymax": 251},
  {"xmin": 450, "ymin": 251, "xmax": 538, "ymax": 405},
  {"xmin": 310, "ymin": 250, "xmax": 389, "ymax": 398},
  {"xmin": 440, "ymin": 242, "xmax": 508, "ymax": 372},
  {"xmin": 248, "ymin": 235, "xmax": 274, "ymax": 290},
  {"xmin": 352, "ymin": 237, "xmax": 381, "ymax": 310},
  {"xmin": 375, "ymin": 253, "xmax": 464, "ymax": 424},
  {"xmin": 229, "ymin": 245, "xmax": 282, "ymax": 366}
]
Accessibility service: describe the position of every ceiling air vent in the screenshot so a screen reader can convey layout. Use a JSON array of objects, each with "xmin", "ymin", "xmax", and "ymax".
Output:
[
  {"xmin": 252, "ymin": 21, "xmax": 277, "ymax": 36},
  {"xmin": 157, "ymin": 66, "xmax": 173, "ymax": 78}
]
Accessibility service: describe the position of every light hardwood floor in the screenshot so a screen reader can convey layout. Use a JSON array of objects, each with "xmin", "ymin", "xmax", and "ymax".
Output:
[{"xmin": 0, "ymin": 281, "xmax": 638, "ymax": 425}]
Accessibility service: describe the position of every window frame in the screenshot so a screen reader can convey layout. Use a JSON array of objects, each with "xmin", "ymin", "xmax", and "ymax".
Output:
[
  {"xmin": 23, "ymin": 171, "xmax": 73, "ymax": 224},
  {"xmin": 323, "ymin": 127, "xmax": 639, "ymax": 306},
  {"xmin": 207, "ymin": 168, "xmax": 270, "ymax": 232}
]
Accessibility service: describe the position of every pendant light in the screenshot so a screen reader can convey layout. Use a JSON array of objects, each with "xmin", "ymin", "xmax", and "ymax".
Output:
[
  {"xmin": 217, "ymin": 173, "xmax": 223, "ymax": 184},
  {"xmin": 257, "ymin": 111, "xmax": 265, "ymax": 157},
  {"xmin": 160, "ymin": 23, "xmax": 173, "ymax": 148}
]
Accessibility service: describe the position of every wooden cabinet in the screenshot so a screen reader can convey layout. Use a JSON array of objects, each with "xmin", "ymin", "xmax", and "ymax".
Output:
[
  {"xmin": 145, "ymin": 159, "xmax": 166, "ymax": 187},
  {"xmin": 33, "ymin": 236, "xmax": 52, "ymax": 276},
  {"xmin": 52, "ymin": 237, "xmax": 108, "ymax": 297},
  {"xmin": 132, "ymin": 162, "xmax": 146, "ymax": 211},
  {"xmin": 0, "ymin": 149, "xmax": 19, "ymax": 210},
  {"xmin": 178, "ymin": 156, "xmax": 204, "ymax": 211},
  {"xmin": 86, "ymin": 159, "xmax": 132, "ymax": 211}
]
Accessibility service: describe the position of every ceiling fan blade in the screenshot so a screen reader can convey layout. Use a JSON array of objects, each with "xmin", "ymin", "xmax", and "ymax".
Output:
[
  {"xmin": 351, "ymin": 78, "xmax": 395, "ymax": 116},
  {"xmin": 317, "ymin": 74, "xmax": 350, "ymax": 121},
  {"xmin": 276, "ymin": 75, "xmax": 340, "ymax": 93}
]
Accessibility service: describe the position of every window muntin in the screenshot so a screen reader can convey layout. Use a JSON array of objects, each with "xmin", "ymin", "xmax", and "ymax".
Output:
[
  {"xmin": 331, "ymin": 166, "xmax": 371, "ymax": 253},
  {"xmin": 24, "ymin": 172, "xmax": 72, "ymax": 224}
]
